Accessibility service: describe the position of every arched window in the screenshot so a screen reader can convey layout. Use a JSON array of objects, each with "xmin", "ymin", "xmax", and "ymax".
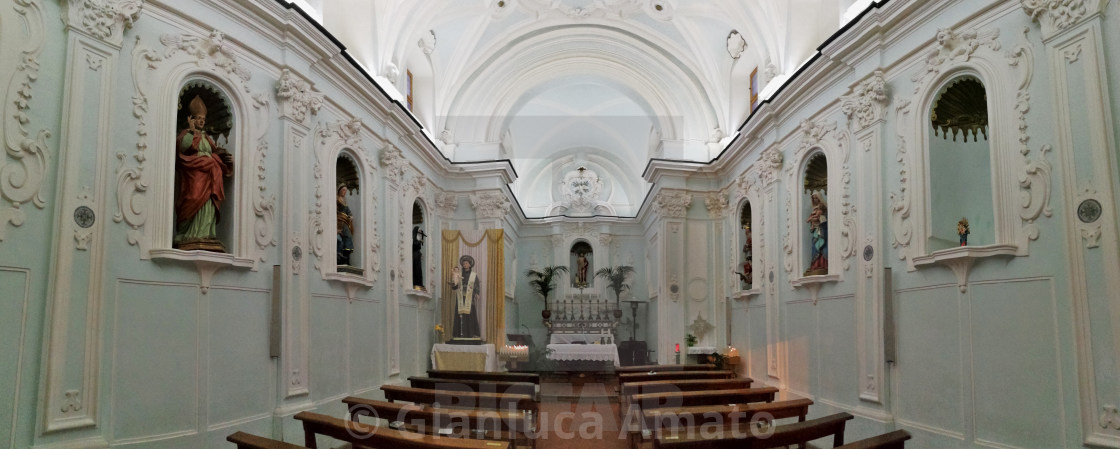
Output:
[
  {"xmin": 928, "ymin": 75, "xmax": 992, "ymax": 249},
  {"xmin": 412, "ymin": 200, "xmax": 427, "ymax": 290},
  {"xmin": 570, "ymin": 241, "xmax": 593, "ymax": 288},
  {"xmin": 803, "ymin": 153, "xmax": 828, "ymax": 276},
  {"xmin": 738, "ymin": 201, "xmax": 753, "ymax": 289},
  {"xmin": 173, "ymin": 81, "xmax": 236, "ymax": 252},
  {"xmin": 336, "ymin": 153, "xmax": 362, "ymax": 274}
]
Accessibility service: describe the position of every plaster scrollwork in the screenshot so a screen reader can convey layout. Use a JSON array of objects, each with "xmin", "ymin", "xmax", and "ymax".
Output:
[
  {"xmin": 251, "ymin": 137, "xmax": 277, "ymax": 262},
  {"xmin": 654, "ymin": 190, "xmax": 692, "ymax": 219},
  {"xmin": 598, "ymin": 234, "xmax": 613, "ymax": 248},
  {"xmin": 160, "ymin": 31, "xmax": 251, "ymax": 91},
  {"xmin": 911, "ymin": 27, "xmax": 1001, "ymax": 93},
  {"xmin": 1, "ymin": 0, "xmax": 52, "ymax": 243},
  {"xmin": 276, "ymin": 69, "xmax": 323, "ymax": 124},
  {"xmin": 379, "ymin": 145, "xmax": 409, "ymax": 186},
  {"xmin": 62, "ymin": 0, "xmax": 143, "ymax": 46},
  {"xmin": 1022, "ymin": 0, "xmax": 1096, "ymax": 39},
  {"xmin": 470, "ymin": 191, "xmax": 512, "ymax": 219},
  {"xmin": 290, "ymin": 232, "xmax": 302, "ymax": 274},
  {"xmin": 783, "ymin": 120, "xmax": 857, "ymax": 275},
  {"xmin": 889, "ymin": 98, "xmax": 914, "ymax": 267},
  {"xmin": 840, "ymin": 70, "xmax": 889, "ymax": 130},
  {"xmin": 758, "ymin": 146, "xmax": 784, "ymax": 187},
  {"xmin": 113, "ymin": 36, "xmax": 160, "ymax": 252},
  {"xmin": 434, "ymin": 192, "xmax": 458, "ymax": 216},
  {"xmin": 705, "ymin": 192, "xmax": 728, "ymax": 219},
  {"xmin": 559, "ymin": 167, "xmax": 605, "ymax": 216},
  {"xmin": 1006, "ymin": 38, "xmax": 1054, "ymax": 240}
]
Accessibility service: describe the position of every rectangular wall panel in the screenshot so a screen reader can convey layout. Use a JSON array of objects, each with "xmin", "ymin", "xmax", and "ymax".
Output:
[
  {"xmin": 970, "ymin": 280, "xmax": 1063, "ymax": 448},
  {"xmin": 207, "ymin": 288, "xmax": 272, "ymax": 427},
  {"xmin": 309, "ymin": 295, "xmax": 348, "ymax": 400},
  {"xmin": 111, "ymin": 281, "xmax": 199, "ymax": 442},
  {"xmin": 0, "ymin": 269, "xmax": 29, "ymax": 449},
  {"xmin": 817, "ymin": 296, "xmax": 858, "ymax": 406},
  {"xmin": 784, "ymin": 301, "xmax": 815, "ymax": 395},
  {"xmin": 747, "ymin": 304, "xmax": 767, "ymax": 382},
  {"xmin": 893, "ymin": 286, "xmax": 964, "ymax": 438}
]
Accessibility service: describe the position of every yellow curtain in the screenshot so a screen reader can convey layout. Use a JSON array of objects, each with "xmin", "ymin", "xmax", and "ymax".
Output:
[{"xmin": 440, "ymin": 229, "xmax": 505, "ymax": 346}]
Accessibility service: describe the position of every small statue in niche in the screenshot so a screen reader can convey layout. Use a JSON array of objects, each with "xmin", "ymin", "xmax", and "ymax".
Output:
[
  {"xmin": 576, "ymin": 252, "xmax": 589, "ymax": 286},
  {"xmin": 957, "ymin": 217, "xmax": 970, "ymax": 246},
  {"xmin": 741, "ymin": 234, "xmax": 753, "ymax": 286},
  {"xmin": 806, "ymin": 192, "xmax": 828, "ymax": 275},
  {"xmin": 336, "ymin": 184, "xmax": 355, "ymax": 266},
  {"xmin": 174, "ymin": 95, "xmax": 233, "ymax": 252},
  {"xmin": 412, "ymin": 227, "xmax": 426, "ymax": 290}
]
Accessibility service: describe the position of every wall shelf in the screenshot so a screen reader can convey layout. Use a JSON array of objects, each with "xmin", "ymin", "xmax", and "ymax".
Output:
[{"xmin": 912, "ymin": 244, "xmax": 1018, "ymax": 292}]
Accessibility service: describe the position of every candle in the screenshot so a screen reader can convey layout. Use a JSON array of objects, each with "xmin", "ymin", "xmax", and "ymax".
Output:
[{"xmin": 675, "ymin": 343, "xmax": 680, "ymax": 353}]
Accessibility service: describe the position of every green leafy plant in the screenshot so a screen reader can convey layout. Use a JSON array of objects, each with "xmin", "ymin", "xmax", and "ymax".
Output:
[
  {"xmin": 595, "ymin": 265, "xmax": 635, "ymax": 305},
  {"xmin": 525, "ymin": 265, "xmax": 569, "ymax": 310},
  {"xmin": 685, "ymin": 333, "xmax": 698, "ymax": 347}
]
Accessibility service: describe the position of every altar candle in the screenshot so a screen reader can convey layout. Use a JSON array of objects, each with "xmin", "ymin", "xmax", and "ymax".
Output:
[{"xmin": 675, "ymin": 343, "xmax": 680, "ymax": 353}]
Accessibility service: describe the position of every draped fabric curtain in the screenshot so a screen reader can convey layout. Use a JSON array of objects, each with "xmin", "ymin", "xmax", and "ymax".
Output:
[{"xmin": 441, "ymin": 229, "xmax": 505, "ymax": 345}]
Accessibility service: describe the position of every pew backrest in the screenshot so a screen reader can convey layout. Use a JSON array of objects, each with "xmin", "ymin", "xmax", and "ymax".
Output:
[
  {"xmin": 342, "ymin": 397, "xmax": 532, "ymax": 433},
  {"xmin": 381, "ymin": 385, "xmax": 538, "ymax": 415},
  {"xmin": 641, "ymin": 398, "xmax": 814, "ymax": 430},
  {"xmin": 631, "ymin": 387, "xmax": 778, "ymax": 411},
  {"xmin": 651, "ymin": 412, "xmax": 853, "ymax": 449},
  {"xmin": 620, "ymin": 378, "xmax": 754, "ymax": 397},
  {"xmin": 227, "ymin": 431, "xmax": 308, "ymax": 449},
  {"xmin": 616, "ymin": 364, "xmax": 718, "ymax": 373},
  {"xmin": 409, "ymin": 376, "xmax": 537, "ymax": 399},
  {"xmin": 428, "ymin": 370, "xmax": 540, "ymax": 384},
  {"xmin": 834, "ymin": 429, "xmax": 912, "ymax": 449},
  {"xmin": 618, "ymin": 371, "xmax": 734, "ymax": 383},
  {"xmin": 294, "ymin": 411, "xmax": 512, "ymax": 449}
]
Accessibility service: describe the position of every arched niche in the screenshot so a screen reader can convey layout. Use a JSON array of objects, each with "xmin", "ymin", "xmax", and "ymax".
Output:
[
  {"xmin": 335, "ymin": 152, "xmax": 363, "ymax": 274},
  {"xmin": 570, "ymin": 240, "xmax": 593, "ymax": 288},
  {"xmin": 927, "ymin": 75, "xmax": 993, "ymax": 250},
  {"xmin": 738, "ymin": 200, "xmax": 753, "ymax": 290},
  {"xmin": 412, "ymin": 199, "xmax": 428, "ymax": 290},
  {"xmin": 802, "ymin": 152, "xmax": 829, "ymax": 276},
  {"xmin": 172, "ymin": 79, "xmax": 237, "ymax": 253}
]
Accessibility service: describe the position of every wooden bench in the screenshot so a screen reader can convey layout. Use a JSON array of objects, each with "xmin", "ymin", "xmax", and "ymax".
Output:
[
  {"xmin": 294, "ymin": 411, "xmax": 513, "ymax": 449},
  {"xmin": 620, "ymin": 378, "xmax": 754, "ymax": 416},
  {"xmin": 632, "ymin": 398, "xmax": 813, "ymax": 449},
  {"xmin": 835, "ymin": 429, "xmax": 912, "ymax": 448},
  {"xmin": 409, "ymin": 376, "xmax": 537, "ymax": 399},
  {"xmin": 653, "ymin": 412, "xmax": 853, "ymax": 449},
  {"xmin": 428, "ymin": 370, "xmax": 540, "ymax": 384},
  {"xmin": 618, "ymin": 370, "xmax": 734, "ymax": 383},
  {"xmin": 227, "ymin": 431, "xmax": 308, "ymax": 449},
  {"xmin": 342, "ymin": 397, "xmax": 534, "ymax": 448},
  {"xmin": 629, "ymin": 387, "xmax": 778, "ymax": 414},
  {"xmin": 381, "ymin": 385, "xmax": 538, "ymax": 417},
  {"xmin": 616, "ymin": 364, "xmax": 718, "ymax": 373}
]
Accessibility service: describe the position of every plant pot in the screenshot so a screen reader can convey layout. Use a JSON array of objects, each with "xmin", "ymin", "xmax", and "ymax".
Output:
[
  {"xmin": 613, "ymin": 309, "xmax": 623, "ymax": 318},
  {"xmin": 542, "ymin": 309, "xmax": 551, "ymax": 319}
]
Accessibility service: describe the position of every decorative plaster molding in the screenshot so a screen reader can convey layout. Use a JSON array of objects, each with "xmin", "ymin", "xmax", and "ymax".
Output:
[
  {"xmin": 434, "ymin": 192, "xmax": 458, "ymax": 216},
  {"xmin": 519, "ymin": 0, "xmax": 646, "ymax": 19},
  {"xmin": 726, "ymin": 30, "xmax": 746, "ymax": 59},
  {"xmin": 558, "ymin": 167, "xmax": 605, "ymax": 216},
  {"xmin": 418, "ymin": 30, "xmax": 436, "ymax": 56},
  {"xmin": 840, "ymin": 70, "xmax": 889, "ymax": 130},
  {"xmin": 290, "ymin": 233, "xmax": 302, "ymax": 274},
  {"xmin": 276, "ymin": 69, "xmax": 323, "ymax": 124},
  {"xmin": 889, "ymin": 98, "xmax": 914, "ymax": 267},
  {"xmin": 160, "ymin": 31, "xmax": 251, "ymax": 90},
  {"xmin": 598, "ymin": 233, "xmax": 613, "ymax": 248},
  {"xmin": 470, "ymin": 191, "xmax": 511, "ymax": 219},
  {"xmin": 911, "ymin": 27, "xmax": 1001, "ymax": 93},
  {"xmin": 62, "ymin": 0, "xmax": 143, "ymax": 46},
  {"xmin": 1, "ymin": 0, "xmax": 52, "ymax": 244},
  {"xmin": 380, "ymin": 145, "xmax": 409, "ymax": 186},
  {"xmin": 705, "ymin": 192, "xmax": 728, "ymax": 219},
  {"xmin": 1022, "ymin": 0, "xmax": 1101, "ymax": 40},
  {"xmin": 758, "ymin": 146, "xmax": 783, "ymax": 187},
  {"xmin": 313, "ymin": 119, "xmax": 379, "ymax": 283},
  {"xmin": 654, "ymin": 190, "xmax": 692, "ymax": 218}
]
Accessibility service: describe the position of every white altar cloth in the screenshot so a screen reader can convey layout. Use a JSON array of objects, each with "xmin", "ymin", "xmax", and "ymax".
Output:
[
  {"xmin": 546, "ymin": 343, "xmax": 620, "ymax": 367},
  {"xmin": 430, "ymin": 344, "xmax": 498, "ymax": 372},
  {"xmin": 550, "ymin": 333, "xmax": 614, "ymax": 344}
]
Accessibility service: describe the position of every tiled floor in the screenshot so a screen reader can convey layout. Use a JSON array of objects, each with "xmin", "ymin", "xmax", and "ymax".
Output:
[{"xmin": 536, "ymin": 379, "xmax": 629, "ymax": 449}]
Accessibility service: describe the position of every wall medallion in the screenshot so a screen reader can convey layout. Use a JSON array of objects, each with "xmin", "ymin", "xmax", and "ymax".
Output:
[
  {"xmin": 74, "ymin": 206, "xmax": 95, "ymax": 228},
  {"xmin": 863, "ymin": 245, "xmax": 874, "ymax": 261},
  {"xmin": 292, "ymin": 245, "xmax": 302, "ymax": 261},
  {"xmin": 1078, "ymin": 199, "xmax": 1101, "ymax": 223}
]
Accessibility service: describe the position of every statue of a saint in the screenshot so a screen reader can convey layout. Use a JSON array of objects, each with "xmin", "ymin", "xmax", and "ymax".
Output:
[
  {"xmin": 336, "ymin": 185, "xmax": 354, "ymax": 266},
  {"xmin": 174, "ymin": 95, "xmax": 233, "ymax": 251},
  {"xmin": 448, "ymin": 255, "xmax": 481, "ymax": 339},
  {"xmin": 806, "ymin": 192, "xmax": 828, "ymax": 274}
]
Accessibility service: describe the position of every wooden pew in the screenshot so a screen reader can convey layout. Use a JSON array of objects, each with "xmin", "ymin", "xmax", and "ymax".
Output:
[
  {"xmin": 409, "ymin": 376, "xmax": 537, "ymax": 399},
  {"xmin": 618, "ymin": 370, "xmax": 734, "ymax": 384},
  {"xmin": 630, "ymin": 387, "xmax": 778, "ymax": 414},
  {"xmin": 342, "ymin": 397, "xmax": 534, "ymax": 448},
  {"xmin": 620, "ymin": 378, "xmax": 754, "ymax": 416},
  {"xmin": 294, "ymin": 411, "xmax": 512, "ymax": 449},
  {"xmin": 633, "ymin": 398, "xmax": 813, "ymax": 449},
  {"xmin": 227, "ymin": 431, "xmax": 308, "ymax": 449},
  {"xmin": 653, "ymin": 412, "xmax": 854, "ymax": 449},
  {"xmin": 616, "ymin": 364, "xmax": 718, "ymax": 373},
  {"xmin": 381, "ymin": 385, "xmax": 538, "ymax": 417},
  {"xmin": 428, "ymin": 370, "xmax": 540, "ymax": 385},
  {"xmin": 835, "ymin": 429, "xmax": 912, "ymax": 448}
]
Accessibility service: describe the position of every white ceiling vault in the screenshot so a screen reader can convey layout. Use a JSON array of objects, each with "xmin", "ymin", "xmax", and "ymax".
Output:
[{"xmin": 312, "ymin": 0, "xmax": 871, "ymax": 217}]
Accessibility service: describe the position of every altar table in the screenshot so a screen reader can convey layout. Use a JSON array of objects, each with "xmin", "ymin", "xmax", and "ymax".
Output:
[
  {"xmin": 430, "ymin": 343, "xmax": 498, "ymax": 372},
  {"xmin": 546, "ymin": 343, "xmax": 620, "ymax": 367}
]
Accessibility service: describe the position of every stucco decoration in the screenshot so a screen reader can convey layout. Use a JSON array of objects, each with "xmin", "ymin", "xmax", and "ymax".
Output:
[
  {"xmin": 654, "ymin": 190, "xmax": 692, "ymax": 218},
  {"xmin": 276, "ymin": 68, "xmax": 323, "ymax": 124},
  {"xmin": 726, "ymin": 30, "xmax": 746, "ymax": 59},
  {"xmin": 1021, "ymin": 0, "xmax": 1102, "ymax": 39},
  {"xmin": 311, "ymin": 118, "xmax": 379, "ymax": 282},
  {"xmin": 470, "ymin": 191, "xmax": 512, "ymax": 219},
  {"xmin": 116, "ymin": 30, "xmax": 272, "ymax": 264},
  {"xmin": 1, "ymin": 0, "xmax": 52, "ymax": 243},
  {"xmin": 894, "ymin": 26, "xmax": 1052, "ymax": 270},
  {"xmin": 783, "ymin": 120, "xmax": 856, "ymax": 277},
  {"xmin": 380, "ymin": 145, "xmax": 409, "ymax": 185},
  {"xmin": 705, "ymin": 192, "xmax": 728, "ymax": 219},
  {"xmin": 62, "ymin": 0, "xmax": 143, "ymax": 46},
  {"xmin": 519, "ymin": 0, "xmax": 645, "ymax": 19},
  {"xmin": 434, "ymin": 191, "xmax": 458, "ymax": 216},
  {"xmin": 558, "ymin": 167, "xmax": 605, "ymax": 216},
  {"xmin": 840, "ymin": 70, "xmax": 889, "ymax": 130},
  {"xmin": 418, "ymin": 30, "xmax": 436, "ymax": 56}
]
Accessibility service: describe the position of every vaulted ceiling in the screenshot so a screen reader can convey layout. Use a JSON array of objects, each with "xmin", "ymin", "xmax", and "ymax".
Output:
[{"xmin": 308, "ymin": 0, "xmax": 873, "ymax": 217}]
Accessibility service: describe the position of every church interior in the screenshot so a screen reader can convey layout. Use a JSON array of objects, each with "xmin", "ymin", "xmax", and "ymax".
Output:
[{"xmin": 1, "ymin": 0, "xmax": 1119, "ymax": 447}]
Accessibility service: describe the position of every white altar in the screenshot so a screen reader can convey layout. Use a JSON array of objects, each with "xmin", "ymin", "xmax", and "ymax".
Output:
[
  {"xmin": 546, "ymin": 343, "xmax": 620, "ymax": 367},
  {"xmin": 430, "ymin": 344, "xmax": 498, "ymax": 372}
]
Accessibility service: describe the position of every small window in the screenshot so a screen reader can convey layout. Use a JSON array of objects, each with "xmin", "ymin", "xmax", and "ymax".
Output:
[
  {"xmin": 803, "ymin": 153, "xmax": 828, "ymax": 276},
  {"xmin": 406, "ymin": 70, "xmax": 414, "ymax": 111},
  {"xmin": 738, "ymin": 202, "xmax": 753, "ymax": 289},
  {"xmin": 749, "ymin": 67, "xmax": 759, "ymax": 112},
  {"xmin": 412, "ymin": 200, "xmax": 426, "ymax": 290},
  {"xmin": 928, "ymin": 75, "xmax": 992, "ymax": 250},
  {"xmin": 173, "ymin": 81, "xmax": 236, "ymax": 252},
  {"xmin": 336, "ymin": 154, "xmax": 362, "ymax": 274}
]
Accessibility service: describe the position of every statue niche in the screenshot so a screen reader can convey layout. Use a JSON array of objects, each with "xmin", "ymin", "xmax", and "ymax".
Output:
[
  {"xmin": 571, "ymin": 241, "xmax": 593, "ymax": 288},
  {"xmin": 173, "ymin": 82, "xmax": 235, "ymax": 252}
]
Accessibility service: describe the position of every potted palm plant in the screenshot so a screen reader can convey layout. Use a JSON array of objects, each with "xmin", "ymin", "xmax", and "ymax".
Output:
[
  {"xmin": 526, "ymin": 265, "xmax": 568, "ymax": 319},
  {"xmin": 595, "ymin": 265, "xmax": 635, "ymax": 318}
]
